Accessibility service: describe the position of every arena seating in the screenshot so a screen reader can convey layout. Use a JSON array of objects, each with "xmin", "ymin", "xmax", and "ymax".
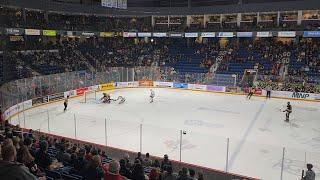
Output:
[{"xmin": 0, "ymin": 121, "xmax": 209, "ymax": 180}]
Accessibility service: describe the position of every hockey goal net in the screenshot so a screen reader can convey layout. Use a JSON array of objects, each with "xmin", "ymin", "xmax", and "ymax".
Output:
[{"xmin": 81, "ymin": 90, "xmax": 97, "ymax": 103}]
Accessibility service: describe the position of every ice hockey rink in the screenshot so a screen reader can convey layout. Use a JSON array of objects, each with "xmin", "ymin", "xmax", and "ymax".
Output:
[{"xmin": 10, "ymin": 88, "xmax": 320, "ymax": 180}]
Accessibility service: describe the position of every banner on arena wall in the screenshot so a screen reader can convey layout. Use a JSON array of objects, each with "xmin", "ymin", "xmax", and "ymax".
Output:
[
  {"xmin": 138, "ymin": 32, "xmax": 152, "ymax": 37},
  {"xmin": 3, "ymin": 105, "xmax": 18, "ymax": 120},
  {"xmin": 25, "ymin": 29, "xmax": 41, "ymax": 36},
  {"xmin": 153, "ymin": 81, "xmax": 173, "ymax": 88},
  {"xmin": 64, "ymin": 90, "xmax": 77, "ymax": 98},
  {"xmin": 206, "ymin": 85, "xmax": 226, "ymax": 92},
  {"xmin": 173, "ymin": 82, "xmax": 188, "ymax": 89},
  {"xmin": 16, "ymin": 100, "xmax": 33, "ymax": 112},
  {"xmin": 6, "ymin": 28, "xmax": 24, "ymax": 35},
  {"xmin": 23, "ymin": 100, "xmax": 33, "ymax": 110},
  {"xmin": 277, "ymin": 31, "xmax": 296, "ymax": 37},
  {"xmin": 88, "ymin": 85, "xmax": 100, "ymax": 91},
  {"xmin": 303, "ymin": 31, "xmax": 320, "ymax": 37},
  {"xmin": 115, "ymin": 82, "xmax": 139, "ymax": 88},
  {"xmin": 256, "ymin": 31, "xmax": 272, "ymax": 37},
  {"xmin": 201, "ymin": 32, "xmax": 215, "ymax": 37},
  {"xmin": 152, "ymin": 32, "xmax": 167, "ymax": 37},
  {"xmin": 9, "ymin": 36, "xmax": 23, "ymax": 42},
  {"xmin": 139, "ymin": 80, "xmax": 153, "ymax": 87},
  {"xmin": 82, "ymin": 32, "xmax": 95, "ymax": 37},
  {"xmin": 123, "ymin": 32, "xmax": 137, "ymax": 38},
  {"xmin": 269, "ymin": 90, "xmax": 316, "ymax": 100},
  {"xmin": 169, "ymin": 33, "xmax": 183, "ymax": 38},
  {"xmin": 43, "ymin": 30, "xmax": 57, "ymax": 36},
  {"xmin": 218, "ymin": 32, "xmax": 234, "ymax": 37},
  {"xmin": 76, "ymin": 87, "xmax": 89, "ymax": 96},
  {"xmin": 226, "ymin": 86, "xmax": 240, "ymax": 93},
  {"xmin": 48, "ymin": 92, "xmax": 65, "ymax": 102},
  {"xmin": 184, "ymin": 33, "xmax": 198, "ymax": 38},
  {"xmin": 237, "ymin": 32, "xmax": 253, "ymax": 37},
  {"xmin": 188, "ymin": 84, "xmax": 207, "ymax": 90},
  {"xmin": 100, "ymin": 32, "xmax": 114, "ymax": 37},
  {"xmin": 3, "ymin": 108, "xmax": 10, "ymax": 120},
  {"xmin": 100, "ymin": 83, "xmax": 115, "ymax": 91},
  {"xmin": 67, "ymin": 31, "xmax": 74, "ymax": 36},
  {"xmin": 254, "ymin": 88, "xmax": 262, "ymax": 95}
]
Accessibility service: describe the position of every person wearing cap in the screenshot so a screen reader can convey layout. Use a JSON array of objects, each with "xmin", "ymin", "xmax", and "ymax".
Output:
[
  {"xmin": 303, "ymin": 163, "xmax": 315, "ymax": 180},
  {"xmin": 161, "ymin": 154, "xmax": 172, "ymax": 171}
]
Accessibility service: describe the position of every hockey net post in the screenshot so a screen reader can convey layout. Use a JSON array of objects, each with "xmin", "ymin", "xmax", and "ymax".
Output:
[{"xmin": 82, "ymin": 90, "xmax": 97, "ymax": 103}]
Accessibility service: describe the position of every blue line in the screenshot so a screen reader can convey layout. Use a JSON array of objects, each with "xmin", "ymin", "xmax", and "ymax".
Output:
[{"xmin": 228, "ymin": 100, "xmax": 267, "ymax": 170}]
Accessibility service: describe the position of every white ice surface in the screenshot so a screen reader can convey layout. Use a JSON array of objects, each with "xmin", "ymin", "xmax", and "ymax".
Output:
[{"xmin": 11, "ymin": 88, "xmax": 320, "ymax": 180}]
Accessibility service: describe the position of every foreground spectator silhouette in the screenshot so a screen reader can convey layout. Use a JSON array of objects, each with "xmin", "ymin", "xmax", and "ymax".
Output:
[{"xmin": 0, "ymin": 144, "xmax": 38, "ymax": 179}]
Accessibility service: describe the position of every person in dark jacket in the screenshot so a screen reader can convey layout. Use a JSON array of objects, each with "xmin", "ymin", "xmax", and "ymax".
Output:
[
  {"xmin": 161, "ymin": 154, "xmax": 172, "ymax": 171},
  {"xmin": 177, "ymin": 167, "xmax": 193, "ymax": 180},
  {"xmin": 35, "ymin": 141, "xmax": 53, "ymax": 169},
  {"xmin": 131, "ymin": 163, "xmax": 145, "ymax": 180},
  {"xmin": 303, "ymin": 164, "xmax": 316, "ymax": 180},
  {"xmin": 83, "ymin": 155, "xmax": 104, "ymax": 180},
  {"xmin": 119, "ymin": 159, "xmax": 131, "ymax": 178},
  {"xmin": 162, "ymin": 166, "xmax": 177, "ymax": 180},
  {"xmin": 0, "ymin": 144, "xmax": 38, "ymax": 180}
]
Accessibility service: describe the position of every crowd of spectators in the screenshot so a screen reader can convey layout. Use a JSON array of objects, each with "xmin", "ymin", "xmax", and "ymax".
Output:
[
  {"xmin": 0, "ymin": 120, "xmax": 205, "ymax": 180},
  {"xmin": 257, "ymin": 79, "xmax": 320, "ymax": 93}
]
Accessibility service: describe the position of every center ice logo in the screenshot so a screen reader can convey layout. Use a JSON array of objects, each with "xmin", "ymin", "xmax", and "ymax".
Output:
[{"xmin": 164, "ymin": 139, "xmax": 196, "ymax": 152}]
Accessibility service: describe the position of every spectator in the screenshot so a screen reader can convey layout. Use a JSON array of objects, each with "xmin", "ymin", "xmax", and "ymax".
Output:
[
  {"xmin": 56, "ymin": 145, "xmax": 71, "ymax": 164},
  {"xmin": 189, "ymin": 169, "xmax": 197, "ymax": 180},
  {"xmin": 0, "ymin": 144, "xmax": 38, "ymax": 180},
  {"xmin": 119, "ymin": 159, "xmax": 131, "ymax": 178},
  {"xmin": 161, "ymin": 154, "xmax": 172, "ymax": 171},
  {"xmin": 149, "ymin": 168, "xmax": 161, "ymax": 180},
  {"xmin": 74, "ymin": 148, "xmax": 88, "ymax": 172},
  {"xmin": 143, "ymin": 152, "xmax": 152, "ymax": 167},
  {"xmin": 197, "ymin": 172, "xmax": 204, "ymax": 180},
  {"xmin": 104, "ymin": 160, "xmax": 124, "ymax": 180},
  {"xmin": 131, "ymin": 163, "xmax": 145, "ymax": 180},
  {"xmin": 35, "ymin": 140, "xmax": 53, "ymax": 169},
  {"xmin": 83, "ymin": 155, "xmax": 104, "ymax": 180},
  {"xmin": 177, "ymin": 167, "xmax": 192, "ymax": 180},
  {"xmin": 162, "ymin": 166, "xmax": 177, "ymax": 180},
  {"xmin": 135, "ymin": 151, "xmax": 143, "ymax": 163},
  {"xmin": 153, "ymin": 159, "xmax": 161, "ymax": 169},
  {"xmin": 303, "ymin": 163, "xmax": 316, "ymax": 180},
  {"xmin": 19, "ymin": 145, "xmax": 39, "ymax": 176}
]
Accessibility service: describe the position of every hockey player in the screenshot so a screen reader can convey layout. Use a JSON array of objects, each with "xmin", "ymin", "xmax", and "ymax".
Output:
[
  {"xmin": 266, "ymin": 86, "xmax": 271, "ymax": 99},
  {"xmin": 246, "ymin": 87, "xmax": 254, "ymax": 100},
  {"xmin": 117, "ymin": 96, "xmax": 126, "ymax": 104},
  {"xmin": 150, "ymin": 89, "xmax": 155, "ymax": 103},
  {"xmin": 283, "ymin": 102, "xmax": 292, "ymax": 122},
  {"xmin": 63, "ymin": 96, "xmax": 69, "ymax": 111},
  {"xmin": 101, "ymin": 93, "xmax": 111, "ymax": 103}
]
